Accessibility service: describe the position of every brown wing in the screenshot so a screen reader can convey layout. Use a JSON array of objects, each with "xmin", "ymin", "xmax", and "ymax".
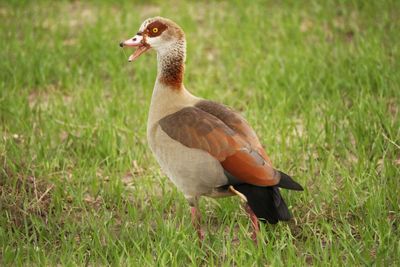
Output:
[
  {"xmin": 159, "ymin": 107, "xmax": 243, "ymax": 161},
  {"xmin": 195, "ymin": 100, "xmax": 272, "ymax": 164},
  {"xmin": 159, "ymin": 104, "xmax": 279, "ymax": 186}
]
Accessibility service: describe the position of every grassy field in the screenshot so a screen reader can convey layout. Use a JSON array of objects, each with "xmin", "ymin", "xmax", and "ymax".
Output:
[{"xmin": 1, "ymin": 0, "xmax": 399, "ymax": 265}]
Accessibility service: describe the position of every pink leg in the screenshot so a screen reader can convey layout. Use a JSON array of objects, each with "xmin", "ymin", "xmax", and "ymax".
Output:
[
  {"xmin": 190, "ymin": 206, "xmax": 205, "ymax": 240},
  {"xmin": 244, "ymin": 204, "xmax": 260, "ymax": 242}
]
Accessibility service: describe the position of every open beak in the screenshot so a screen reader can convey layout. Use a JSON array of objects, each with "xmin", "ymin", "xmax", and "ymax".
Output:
[{"xmin": 119, "ymin": 34, "xmax": 151, "ymax": 62}]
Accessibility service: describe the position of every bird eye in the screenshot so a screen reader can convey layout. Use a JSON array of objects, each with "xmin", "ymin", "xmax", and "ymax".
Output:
[{"xmin": 152, "ymin": 28, "xmax": 158, "ymax": 33}]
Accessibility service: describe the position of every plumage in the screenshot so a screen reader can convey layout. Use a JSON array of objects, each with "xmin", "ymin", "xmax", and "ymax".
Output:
[
  {"xmin": 158, "ymin": 103, "xmax": 280, "ymax": 186},
  {"xmin": 234, "ymin": 185, "xmax": 291, "ymax": 224},
  {"xmin": 120, "ymin": 16, "xmax": 304, "ymax": 241}
]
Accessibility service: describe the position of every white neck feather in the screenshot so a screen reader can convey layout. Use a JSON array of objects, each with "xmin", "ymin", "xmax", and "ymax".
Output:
[
  {"xmin": 147, "ymin": 40, "xmax": 199, "ymax": 129},
  {"xmin": 156, "ymin": 40, "xmax": 186, "ymax": 77}
]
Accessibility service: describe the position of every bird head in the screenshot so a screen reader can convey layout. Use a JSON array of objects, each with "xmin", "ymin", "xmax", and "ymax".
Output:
[{"xmin": 120, "ymin": 17, "xmax": 185, "ymax": 62}]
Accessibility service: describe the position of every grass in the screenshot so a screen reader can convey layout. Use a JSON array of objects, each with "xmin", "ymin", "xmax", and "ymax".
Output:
[{"xmin": 0, "ymin": 0, "xmax": 399, "ymax": 265}]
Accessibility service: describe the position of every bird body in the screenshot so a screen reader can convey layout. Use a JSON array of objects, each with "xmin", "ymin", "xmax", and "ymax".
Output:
[
  {"xmin": 120, "ymin": 17, "xmax": 303, "ymax": 239},
  {"xmin": 147, "ymin": 85, "xmax": 229, "ymax": 201}
]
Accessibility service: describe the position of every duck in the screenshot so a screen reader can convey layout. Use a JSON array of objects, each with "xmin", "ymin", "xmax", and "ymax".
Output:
[{"xmin": 120, "ymin": 17, "xmax": 303, "ymax": 241}]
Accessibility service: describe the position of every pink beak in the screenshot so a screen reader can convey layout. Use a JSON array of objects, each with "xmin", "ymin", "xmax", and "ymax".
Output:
[{"xmin": 119, "ymin": 34, "xmax": 151, "ymax": 62}]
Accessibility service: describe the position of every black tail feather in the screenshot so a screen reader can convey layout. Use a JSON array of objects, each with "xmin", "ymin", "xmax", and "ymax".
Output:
[
  {"xmin": 277, "ymin": 171, "xmax": 304, "ymax": 191},
  {"xmin": 234, "ymin": 184, "xmax": 291, "ymax": 224}
]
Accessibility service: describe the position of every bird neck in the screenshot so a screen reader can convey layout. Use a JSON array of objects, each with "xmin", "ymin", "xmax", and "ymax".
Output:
[{"xmin": 156, "ymin": 39, "xmax": 186, "ymax": 90}]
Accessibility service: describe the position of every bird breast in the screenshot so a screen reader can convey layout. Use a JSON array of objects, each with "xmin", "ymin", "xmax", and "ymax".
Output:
[{"xmin": 147, "ymin": 122, "xmax": 228, "ymax": 198}]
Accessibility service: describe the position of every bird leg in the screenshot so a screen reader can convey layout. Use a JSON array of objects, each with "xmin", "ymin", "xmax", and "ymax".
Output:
[
  {"xmin": 244, "ymin": 203, "xmax": 260, "ymax": 242},
  {"xmin": 228, "ymin": 185, "xmax": 247, "ymax": 202},
  {"xmin": 188, "ymin": 197, "xmax": 204, "ymax": 241},
  {"xmin": 190, "ymin": 206, "xmax": 204, "ymax": 240},
  {"xmin": 229, "ymin": 186, "xmax": 259, "ymax": 242},
  {"xmin": 190, "ymin": 207, "xmax": 204, "ymax": 241}
]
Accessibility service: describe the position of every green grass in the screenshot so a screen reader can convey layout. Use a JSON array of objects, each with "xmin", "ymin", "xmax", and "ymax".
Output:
[{"xmin": 1, "ymin": 0, "xmax": 399, "ymax": 265}]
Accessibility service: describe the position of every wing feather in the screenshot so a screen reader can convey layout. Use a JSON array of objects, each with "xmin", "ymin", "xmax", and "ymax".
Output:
[{"xmin": 158, "ymin": 104, "xmax": 279, "ymax": 186}]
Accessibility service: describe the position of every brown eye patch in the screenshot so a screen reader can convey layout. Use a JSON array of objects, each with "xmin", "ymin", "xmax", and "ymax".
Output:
[{"xmin": 146, "ymin": 21, "xmax": 167, "ymax": 37}]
